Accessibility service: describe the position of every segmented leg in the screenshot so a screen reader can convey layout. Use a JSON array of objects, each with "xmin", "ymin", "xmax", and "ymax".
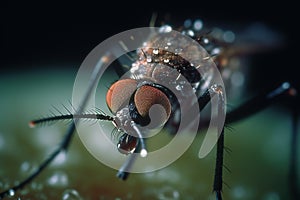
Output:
[
  {"xmin": 222, "ymin": 82, "xmax": 297, "ymax": 200},
  {"xmin": 0, "ymin": 54, "xmax": 111, "ymax": 199}
]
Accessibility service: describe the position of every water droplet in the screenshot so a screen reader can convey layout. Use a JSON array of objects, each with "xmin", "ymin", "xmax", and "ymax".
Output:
[
  {"xmin": 184, "ymin": 19, "xmax": 192, "ymax": 28},
  {"xmin": 223, "ymin": 30, "xmax": 235, "ymax": 43},
  {"xmin": 52, "ymin": 151, "xmax": 67, "ymax": 166},
  {"xmin": 263, "ymin": 192, "xmax": 280, "ymax": 200},
  {"xmin": 8, "ymin": 189, "xmax": 15, "ymax": 197},
  {"xmin": 176, "ymin": 85, "xmax": 183, "ymax": 91},
  {"xmin": 20, "ymin": 188, "xmax": 30, "ymax": 195},
  {"xmin": 202, "ymin": 37, "xmax": 209, "ymax": 44},
  {"xmin": 47, "ymin": 171, "xmax": 69, "ymax": 187},
  {"xmin": 187, "ymin": 30, "xmax": 195, "ymax": 37},
  {"xmin": 20, "ymin": 161, "xmax": 37, "ymax": 176},
  {"xmin": 31, "ymin": 181, "xmax": 43, "ymax": 191},
  {"xmin": 159, "ymin": 25, "xmax": 172, "ymax": 33},
  {"xmin": 193, "ymin": 19, "xmax": 203, "ymax": 31},
  {"xmin": 143, "ymin": 168, "xmax": 180, "ymax": 183},
  {"xmin": 223, "ymin": 31, "xmax": 235, "ymax": 43},
  {"xmin": 282, "ymin": 82, "xmax": 290, "ymax": 89},
  {"xmin": 146, "ymin": 56, "xmax": 152, "ymax": 62},
  {"xmin": 231, "ymin": 185, "xmax": 251, "ymax": 199},
  {"xmin": 140, "ymin": 149, "xmax": 148, "ymax": 157},
  {"xmin": 211, "ymin": 47, "xmax": 221, "ymax": 55},
  {"xmin": 20, "ymin": 161, "xmax": 30, "ymax": 172},
  {"xmin": 152, "ymin": 49, "xmax": 159, "ymax": 55},
  {"xmin": 62, "ymin": 189, "xmax": 83, "ymax": 200},
  {"xmin": 174, "ymin": 48, "xmax": 182, "ymax": 55},
  {"xmin": 157, "ymin": 186, "xmax": 180, "ymax": 200}
]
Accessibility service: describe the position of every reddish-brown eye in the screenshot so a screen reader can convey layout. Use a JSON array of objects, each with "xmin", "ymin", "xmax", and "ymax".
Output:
[
  {"xmin": 106, "ymin": 79, "xmax": 137, "ymax": 113},
  {"xmin": 134, "ymin": 85, "xmax": 171, "ymax": 127}
]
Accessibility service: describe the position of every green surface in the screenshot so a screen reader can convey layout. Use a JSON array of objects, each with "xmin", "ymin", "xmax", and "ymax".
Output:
[{"xmin": 0, "ymin": 67, "xmax": 299, "ymax": 200}]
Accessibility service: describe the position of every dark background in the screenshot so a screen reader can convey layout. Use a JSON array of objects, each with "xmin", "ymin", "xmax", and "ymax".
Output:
[{"xmin": 1, "ymin": 1, "xmax": 298, "ymax": 91}]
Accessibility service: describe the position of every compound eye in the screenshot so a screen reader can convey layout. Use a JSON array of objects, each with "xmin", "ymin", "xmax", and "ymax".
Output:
[
  {"xmin": 134, "ymin": 85, "xmax": 171, "ymax": 127},
  {"xmin": 106, "ymin": 79, "xmax": 137, "ymax": 113},
  {"xmin": 117, "ymin": 133, "xmax": 138, "ymax": 155}
]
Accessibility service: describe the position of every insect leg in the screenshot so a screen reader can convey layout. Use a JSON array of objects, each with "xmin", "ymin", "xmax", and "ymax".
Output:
[
  {"xmin": 0, "ymin": 54, "xmax": 112, "ymax": 199},
  {"xmin": 289, "ymin": 104, "xmax": 299, "ymax": 199},
  {"xmin": 116, "ymin": 122, "xmax": 147, "ymax": 180},
  {"xmin": 225, "ymin": 82, "xmax": 298, "ymax": 200},
  {"xmin": 205, "ymin": 85, "xmax": 226, "ymax": 200},
  {"xmin": 149, "ymin": 83, "xmax": 233, "ymax": 199},
  {"xmin": 185, "ymin": 84, "xmax": 226, "ymax": 199},
  {"xmin": 116, "ymin": 150, "xmax": 139, "ymax": 180},
  {"xmin": 226, "ymin": 82, "xmax": 296, "ymax": 124},
  {"xmin": 0, "ymin": 123, "xmax": 76, "ymax": 199}
]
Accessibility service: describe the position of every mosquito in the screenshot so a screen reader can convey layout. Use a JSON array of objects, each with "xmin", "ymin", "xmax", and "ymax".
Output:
[{"xmin": 0, "ymin": 16, "xmax": 298, "ymax": 200}]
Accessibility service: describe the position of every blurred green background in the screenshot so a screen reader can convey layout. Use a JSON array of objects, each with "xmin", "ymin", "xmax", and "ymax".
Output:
[
  {"xmin": 1, "ymin": 2, "xmax": 298, "ymax": 200},
  {"xmin": 0, "ymin": 68, "xmax": 299, "ymax": 199}
]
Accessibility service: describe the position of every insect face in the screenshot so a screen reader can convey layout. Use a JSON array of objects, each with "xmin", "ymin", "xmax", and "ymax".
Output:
[
  {"xmin": 106, "ymin": 78, "xmax": 173, "ymax": 155},
  {"xmin": 103, "ymin": 29, "xmax": 217, "ymax": 157}
]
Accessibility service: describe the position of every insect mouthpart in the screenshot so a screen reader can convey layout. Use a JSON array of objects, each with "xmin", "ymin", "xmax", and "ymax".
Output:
[
  {"xmin": 113, "ymin": 108, "xmax": 148, "ymax": 157},
  {"xmin": 117, "ymin": 133, "xmax": 138, "ymax": 155}
]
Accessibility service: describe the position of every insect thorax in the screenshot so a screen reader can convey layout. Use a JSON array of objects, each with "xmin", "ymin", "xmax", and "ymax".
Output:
[{"xmin": 128, "ymin": 31, "xmax": 216, "ymax": 101}]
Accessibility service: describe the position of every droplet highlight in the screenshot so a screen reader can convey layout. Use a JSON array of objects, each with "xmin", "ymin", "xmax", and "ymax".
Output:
[
  {"xmin": 62, "ymin": 189, "xmax": 83, "ymax": 200},
  {"xmin": 8, "ymin": 189, "xmax": 15, "ymax": 197},
  {"xmin": 47, "ymin": 171, "xmax": 69, "ymax": 187},
  {"xmin": 157, "ymin": 186, "xmax": 180, "ymax": 200}
]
